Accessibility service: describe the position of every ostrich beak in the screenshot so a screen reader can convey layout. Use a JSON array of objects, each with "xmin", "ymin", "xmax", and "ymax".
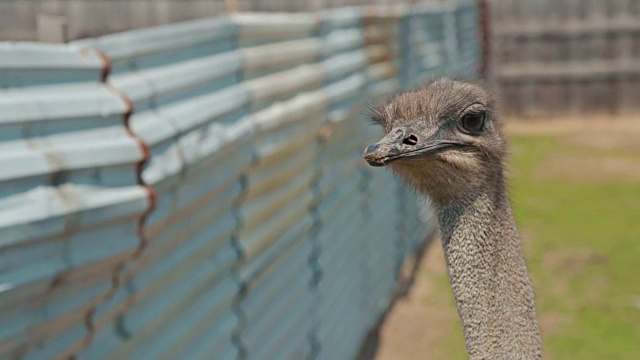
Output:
[{"xmin": 363, "ymin": 126, "xmax": 462, "ymax": 167}]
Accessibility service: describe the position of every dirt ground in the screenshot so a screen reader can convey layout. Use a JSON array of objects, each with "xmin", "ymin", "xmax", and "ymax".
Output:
[
  {"xmin": 370, "ymin": 236, "xmax": 461, "ymax": 360},
  {"xmin": 365, "ymin": 115, "xmax": 640, "ymax": 360}
]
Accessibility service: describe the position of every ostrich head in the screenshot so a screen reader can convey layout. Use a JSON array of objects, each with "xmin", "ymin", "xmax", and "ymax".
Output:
[{"xmin": 363, "ymin": 78, "xmax": 507, "ymax": 203}]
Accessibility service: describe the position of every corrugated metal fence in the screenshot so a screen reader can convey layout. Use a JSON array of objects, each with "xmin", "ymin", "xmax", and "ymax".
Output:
[
  {"xmin": 0, "ymin": 2, "xmax": 479, "ymax": 359},
  {"xmin": 490, "ymin": 0, "xmax": 640, "ymax": 116}
]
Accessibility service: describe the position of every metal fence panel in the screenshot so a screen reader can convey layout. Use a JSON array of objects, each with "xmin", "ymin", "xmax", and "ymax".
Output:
[
  {"xmin": 234, "ymin": 17, "xmax": 326, "ymax": 354},
  {"xmin": 0, "ymin": 44, "xmax": 151, "ymax": 359},
  {"xmin": 0, "ymin": 2, "xmax": 478, "ymax": 358},
  {"xmin": 69, "ymin": 19, "xmax": 249, "ymax": 360}
]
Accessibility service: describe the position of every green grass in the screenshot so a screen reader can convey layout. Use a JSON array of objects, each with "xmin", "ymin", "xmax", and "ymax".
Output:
[
  {"xmin": 508, "ymin": 134, "xmax": 640, "ymax": 360},
  {"xmin": 438, "ymin": 132, "xmax": 640, "ymax": 359}
]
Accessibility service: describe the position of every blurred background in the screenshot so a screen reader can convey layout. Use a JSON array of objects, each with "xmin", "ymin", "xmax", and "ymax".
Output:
[
  {"xmin": 0, "ymin": 1, "xmax": 638, "ymax": 360},
  {"xmin": 1, "ymin": 1, "xmax": 435, "ymax": 41}
]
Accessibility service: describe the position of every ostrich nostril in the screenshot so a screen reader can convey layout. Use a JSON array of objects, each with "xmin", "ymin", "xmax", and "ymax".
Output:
[
  {"xmin": 402, "ymin": 135, "xmax": 418, "ymax": 146},
  {"xmin": 364, "ymin": 144, "xmax": 380, "ymax": 155}
]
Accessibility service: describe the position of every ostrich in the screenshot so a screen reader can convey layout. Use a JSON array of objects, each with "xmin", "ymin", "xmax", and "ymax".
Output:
[{"xmin": 363, "ymin": 78, "xmax": 541, "ymax": 359}]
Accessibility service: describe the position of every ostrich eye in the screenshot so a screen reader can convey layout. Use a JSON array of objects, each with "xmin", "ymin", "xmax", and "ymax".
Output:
[{"xmin": 459, "ymin": 112, "xmax": 486, "ymax": 133}]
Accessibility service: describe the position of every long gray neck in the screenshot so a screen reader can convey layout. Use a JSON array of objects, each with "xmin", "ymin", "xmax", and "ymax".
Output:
[{"xmin": 434, "ymin": 174, "xmax": 542, "ymax": 360}]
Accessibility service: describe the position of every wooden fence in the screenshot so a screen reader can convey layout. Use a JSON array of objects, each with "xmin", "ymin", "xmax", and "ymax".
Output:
[{"xmin": 489, "ymin": 0, "xmax": 640, "ymax": 117}]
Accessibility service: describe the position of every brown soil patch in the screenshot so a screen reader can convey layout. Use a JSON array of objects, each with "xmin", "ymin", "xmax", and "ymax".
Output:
[
  {"xmin": 372, "ymin": 237, "xmax": 459, "ymax": 360},
  {"xmin": 567, "ymin": 130, "xmax": 640, "ymax": 153},
  {"xmin": 504, "ymin": 115, "xmax": 640, "ymax": 136},
  {"xmin": 543, "ymin": 246, "xmax": 607, "ymax": 277},
  {"xmin": 541, "ymin": 247, "xmax": 608, "ymax": 308},
  {"xmin": 540, "ymin": 156, "xmax": 640, "ymax": 183},
  {"xmin": 538, "ymin": 312, "xmax": 574, "ymax": 360},
  {"xmin": 508, "ymin": 115, "xmax": 640, "ymax": 183},
  {"xmin": 539, "ymin": 311, "xmax": 572, "ymax": 336}
]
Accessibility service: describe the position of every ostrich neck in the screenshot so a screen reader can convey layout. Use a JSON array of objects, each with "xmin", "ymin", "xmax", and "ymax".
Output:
[{"xmin": 435, "ymin": 175, "xmax": 542, "ymax": 360}]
